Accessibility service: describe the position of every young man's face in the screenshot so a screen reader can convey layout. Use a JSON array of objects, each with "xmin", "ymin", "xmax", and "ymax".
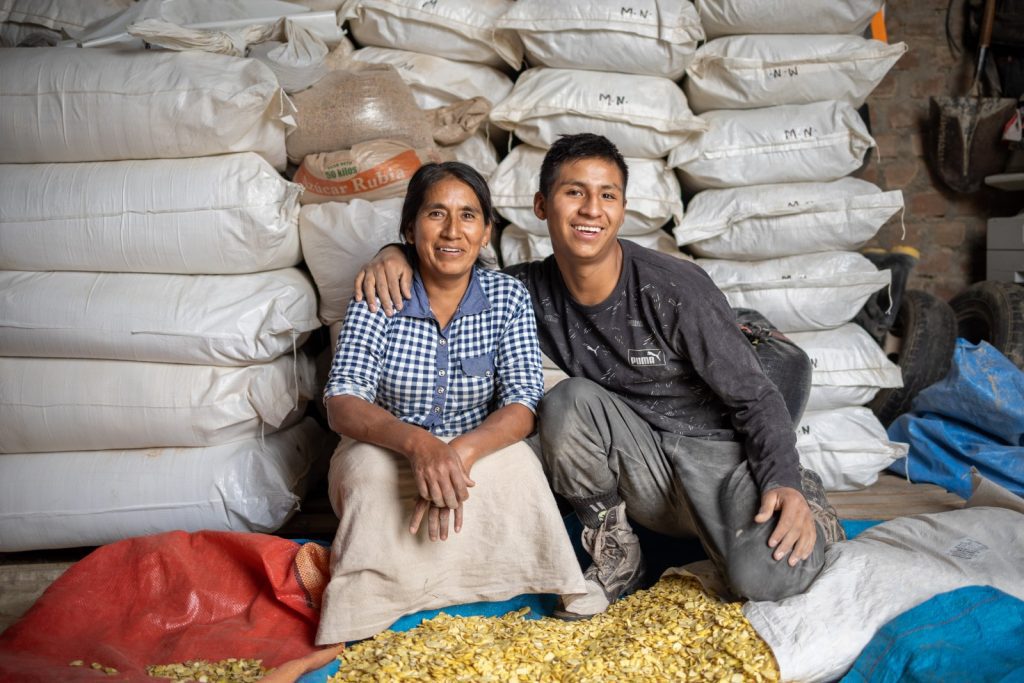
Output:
[{"xmin": 533, "ymin": 157, "xmax": 626, "ymax": 266}]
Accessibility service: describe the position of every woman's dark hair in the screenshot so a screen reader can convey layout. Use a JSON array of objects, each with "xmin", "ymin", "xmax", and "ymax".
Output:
[
  {"xmin": 538, "ymin": 133, "xmax": 629, "ymax": 199},
  {"xmin": 399, "ymin": 161, "xmax": 495, "ymax": 245}
]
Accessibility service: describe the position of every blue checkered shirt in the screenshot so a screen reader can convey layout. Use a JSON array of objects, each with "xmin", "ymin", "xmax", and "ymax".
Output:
[{"xmin": 324, "ymin": 266, "xmax": 544, "ymax": 436}]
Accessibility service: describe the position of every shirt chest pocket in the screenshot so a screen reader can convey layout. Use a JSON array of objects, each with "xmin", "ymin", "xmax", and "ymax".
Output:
[{"xmin": 459, "ymin": 353, "xmax": 495, "ymax": 379}]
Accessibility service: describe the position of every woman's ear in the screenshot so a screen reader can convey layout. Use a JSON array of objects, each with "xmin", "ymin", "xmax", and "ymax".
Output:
[{"xmin": 482, "ymin": 223, "xmax": 493, "ymax": 247}]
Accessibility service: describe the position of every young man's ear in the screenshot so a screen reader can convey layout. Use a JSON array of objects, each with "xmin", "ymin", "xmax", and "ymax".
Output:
[{"xmin": 533, "ymin": 191, "xmax": 547, "ymax": 221}]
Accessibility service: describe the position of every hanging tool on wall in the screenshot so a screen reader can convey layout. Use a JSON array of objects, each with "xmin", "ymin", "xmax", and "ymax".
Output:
[{"xmin": 929, "ymin": 0, "xmax": 1017, "ymax": 193}]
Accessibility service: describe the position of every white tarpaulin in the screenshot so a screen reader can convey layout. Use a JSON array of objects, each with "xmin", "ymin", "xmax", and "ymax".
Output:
[{"xmin": 744, "ymin": 505, "xmax": 1024, "ymax": 682}]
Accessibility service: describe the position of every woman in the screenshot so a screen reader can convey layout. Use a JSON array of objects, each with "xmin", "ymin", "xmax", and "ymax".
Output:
[{"xmin": 316, "ymin": 162, "xmax": 585, "ymax": 645}]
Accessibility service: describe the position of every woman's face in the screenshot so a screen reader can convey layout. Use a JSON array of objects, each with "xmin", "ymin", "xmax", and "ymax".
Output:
[{"xmin": 406, "ymin": 176, "xmax": 492, "ymax": 284}]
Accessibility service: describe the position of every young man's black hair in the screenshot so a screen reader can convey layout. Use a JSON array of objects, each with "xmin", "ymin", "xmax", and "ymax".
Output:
[{"xmin": 538, "ymin": 134, "xmax": 630, "ymax": 199}]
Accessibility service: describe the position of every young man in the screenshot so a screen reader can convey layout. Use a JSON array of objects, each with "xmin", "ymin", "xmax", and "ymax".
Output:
[{"xmin": 355, "ymin": 134, "xmax": 843, "ymax": 619}]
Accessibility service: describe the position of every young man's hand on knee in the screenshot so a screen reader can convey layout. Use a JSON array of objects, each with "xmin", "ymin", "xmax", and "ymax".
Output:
[{"xmin": 754, "ymin": 487, "xmax": 817, "ymax": 566}]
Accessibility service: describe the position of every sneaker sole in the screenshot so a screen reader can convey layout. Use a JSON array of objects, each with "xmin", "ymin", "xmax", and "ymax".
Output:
[{"xmin": 550, "ymin": 562, "xmax": 646, "ymax": 622}]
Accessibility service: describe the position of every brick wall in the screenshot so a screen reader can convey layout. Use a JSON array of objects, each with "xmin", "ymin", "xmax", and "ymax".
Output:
[{"xmin": 856, "ymin": 2, "xmax": 1024, "ymax": 300}]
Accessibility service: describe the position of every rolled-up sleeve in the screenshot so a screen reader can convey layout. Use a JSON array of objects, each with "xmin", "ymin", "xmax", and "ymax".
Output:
[
  {"xmin": 493, "ymin": 284, "xmax": 545, "ymax": 413},
  {"xmin": 323, "ymin": 299, "xmax": 388, "ymax": 405}
]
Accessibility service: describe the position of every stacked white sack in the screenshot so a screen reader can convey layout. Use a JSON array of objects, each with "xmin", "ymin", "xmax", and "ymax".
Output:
[
  {"xmin": 788, "ymin": 325, "xmax": 903, "ymax": 412},
  {"xmin": 338, "ymin": 0, "xmax": 517, "ymax": 170},
  {"xmin": 672, "ymin": 5, "xmax": 907, "ymax": 490},
  {"xmin": 489, "ymin": 0, "xmax": 706, "ymax": 265},
  {"xmin": 696, "ymin": 252, "xmax": 891, "ymax": 334},
  {"xmin": 495, "ymin": 0, "xmax": 704, "ymax": 80},
  {"xmin": 340, "ymin": 46, "xmax": 510, "ymax": 174},
  {"xmin": 0, "ymin": 155, "xmax": 301, "ymax": 274},
  {"xmin": 0, "ymin": 419, "xmax": 333, "ymax": 553},
  {"xmin": 683, "ymin": 34, "xmax": 906, "ymax": 115},
  {"xmin": 0, "ymin": 48, "xmax": 329, "ymax": 548},
  {"xmin": 0, "ymin": 48, "xmax": 291, "ymax": 169},
  {"xmin": 0, "ymin": 0, "xmax": 132, "ymax": 45},
  {"xmin": 341, "ymin": 0, "xmax": 522, "ymax": 70},
  {"xmin": 694, "ymin": 0, "xmax": 884, "ymax": 39},
  {"xmin": 675, "ymin": 178, "xmax": 904, "ymax": 260}
]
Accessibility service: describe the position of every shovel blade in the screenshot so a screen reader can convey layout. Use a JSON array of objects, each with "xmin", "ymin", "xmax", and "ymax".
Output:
[{"xmin": 929, "ymin": 96, "xmax": 1016, "ymax": 193}]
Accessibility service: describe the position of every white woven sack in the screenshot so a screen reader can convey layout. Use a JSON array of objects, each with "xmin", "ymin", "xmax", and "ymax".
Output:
[
  {"xmin": 490, "ymin": 145, "xmax": 683, "ymax": 237},
  {"xmin": 685, "ymin": 35, "xmax": 906, "ymax": 113},
  {"xmin": 340, "ymin": 0, "xmax": 522, "ymax": 69},
  {"xmin": 0, "ymin": 48, "xmax": 290, "ymax": 168},
  {"xmin": 0, "ymin": 21, "xmax": 61, "ymax": 46},
  {"xmin": 0, "ymin": 269, "xmax": 318, "ymax": 365},
  {"xmin": 668, "ymin": 101, "xmax": 875, "ymax": 190},
  {"xmin": 344, "ymin": 46, "xmax": 513, "ymax": 110},
  {"xmin": 744, "ymin": 506, "xmax": 1024, "ymax": 682},
  {"xmin": 0, "ymin": 418, "xmax": 335, "ymax": 552},
  {"xmin": 0, "ymin": 355, "xmax": 316, "ymax": 454},
  {"xmin": 796, "ymin": 407, "xmax": 907, "ymax": 491},
  {"xmin": 300, "ymin": 198, "xmax": 402, "ymax": 326},
  {"xmin": 695, "ymin": 0, "xmax": 884, "ymax": 39},
  {"xmin": 675, "ymin": 178, "xmax": 904, "ymax": 259},
  {"xmin": 444, "ymin": 133, "xmax": 500, "ymax": 179},
  {"xmin": 495, "ymin": 0, "xmax": 703, "ymax": 79},
  {"xmin": 696, "ymin": 251, "xmax": 890, "ymax": 333},
  {"xmin": 0, "ymin": 0, "xmax": 132, "ymax": 33},
  {"xmin": 491, "ymin": 67, "xmax": 707, "ymax": 159},
  {"xmin": 788, "ymin": 324, "xmax": 902, "ymax": 411},
  {"xmin": 500, "ymin": 225, "xmax": 682, "ymax": 266},
  {"xmin": 0, "ymin": 154, "xmax": 301, "ymax": 274}
]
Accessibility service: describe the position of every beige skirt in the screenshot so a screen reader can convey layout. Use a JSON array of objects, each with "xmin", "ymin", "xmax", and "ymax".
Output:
[{"xmin": 315, "ymin": 438, "xmax": 586, "ymax": 644}]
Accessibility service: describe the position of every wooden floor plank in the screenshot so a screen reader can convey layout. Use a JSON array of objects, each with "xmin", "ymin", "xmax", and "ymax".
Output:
[{"xmin": 827, "ymin": 472, "xmax": 964, "ymax": 520}]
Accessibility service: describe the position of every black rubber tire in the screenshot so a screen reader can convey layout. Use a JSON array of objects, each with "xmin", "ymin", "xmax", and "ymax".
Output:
[
  {"xmin": 868, "ymin": 289, "xmax": 958, "ymax": 427},
  {"xmin": 949, "ymin": 280, "xmax": 1024, "ymax": 371}
]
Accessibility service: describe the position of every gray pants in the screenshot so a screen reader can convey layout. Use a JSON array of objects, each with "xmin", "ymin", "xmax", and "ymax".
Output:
[{"xmin": 536, "ymin": 377, "xmax": 828, "ymax": 602}]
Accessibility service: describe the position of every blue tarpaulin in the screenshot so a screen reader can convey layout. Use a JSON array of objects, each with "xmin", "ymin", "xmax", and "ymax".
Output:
[
  {"xmin": 841, "ymin": 585, "xmax": 1024, "ymax": 683},
  {"xmin": 888, "ymin": 339, "xmax": 1024, "ymax": 499}
]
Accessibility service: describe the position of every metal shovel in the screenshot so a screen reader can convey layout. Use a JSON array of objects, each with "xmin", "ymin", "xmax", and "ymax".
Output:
[{"xmin": 930, "ymin": 0, "xmax": 1017, "ymax": 193}]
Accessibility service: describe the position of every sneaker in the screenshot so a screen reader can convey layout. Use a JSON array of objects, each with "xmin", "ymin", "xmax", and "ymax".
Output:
[
  {"xmin": 800, "ymin": 467, "xmax": 846, "ymax": 545},
  {"xmin": 554, "ymin": 502, "xmax": 645, "ymax": 621}
]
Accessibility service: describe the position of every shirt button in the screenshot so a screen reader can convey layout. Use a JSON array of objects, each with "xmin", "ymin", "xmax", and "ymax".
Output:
[
  {"xmin": 438, "ymin": 370, "xmax": 446, "ymax": 376},
  {"xmin": 433, "ymin": 406, "xmax": 441, "ymax": 413},
  {"xmin": 439, "ymin": 339, "xmax": 447, "ymax": 346},
  {"xmin": 437, "ymin": 387, "xmax": 445, "ymax": 394},
  {"xmin": 485, "ymin": 370, "xmax": 492, "ymax": 377}
]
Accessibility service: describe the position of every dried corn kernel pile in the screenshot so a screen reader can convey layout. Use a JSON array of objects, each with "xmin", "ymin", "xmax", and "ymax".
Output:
[
  {"xmin": 145, "ymin": 657, "xmax": 268, "ymax": 682},
  {"xmin": 329, "ymin": 574, "xmax": 778, "ymax": 682}
]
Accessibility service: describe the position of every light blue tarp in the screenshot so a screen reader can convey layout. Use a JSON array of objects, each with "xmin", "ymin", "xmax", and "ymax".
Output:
[
  {"xmin": 841, "ymin": 585, "xmax": 1024, "ymax": 683},
  {"xmin": 888, "ymin": 339, "xmax": 1024, "ymax": 499}
]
